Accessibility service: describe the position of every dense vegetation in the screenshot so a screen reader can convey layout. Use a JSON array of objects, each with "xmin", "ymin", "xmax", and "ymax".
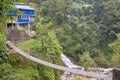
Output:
[
  {"xmin": 30, "ymin": 0, "xmax": 120, "ymax": 67},
  {"xmin": 0, "ymin": 0, "xmax": 120, "ymax": 80}
]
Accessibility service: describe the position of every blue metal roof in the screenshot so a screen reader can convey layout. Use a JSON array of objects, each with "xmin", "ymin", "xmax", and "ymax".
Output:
[
  {"xmin": 7, "ymin": 2, "xmax": 35, "ymax": 23},
  {"xmin": 12, "ymin": 2, "xmax": 34, "ymax": 10}
]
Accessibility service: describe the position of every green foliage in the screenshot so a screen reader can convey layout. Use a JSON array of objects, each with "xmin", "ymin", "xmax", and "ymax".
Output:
[
  {"xmin": 57, "ymin": 17, "xmax": 100, "ymax": 60},
  {"xmin": 54, "ymin": 0, "xmax": 120, "ymax": 67},
  {"xmin": 55, "ymin": 12, "xmax": 64, "ymax": 25},
  {"xmin": 38, "ymin": 65, "xmax": 55, "ymax": 80},
  {"xmin": 0, "ymin": 32, "xmax": 6, "ymax": 47},
  {"xmin": 0, "ymin": 54, "xmax": 39, "ymax": 80},
  {"xmin": 0, "ymin": 32, "xmax": 8, "ymax": 63},
  {"xmin": 39, "ymin": 0, "xmax": 72, "ymax": 25},
  {"xmin": 17, "ymin": 39, "xmax": 39, "ymax": 51},
  {"xmin": 18, "ymin": 0, "xmax": 120, "ymax": 70},
  {"xmin": 0, "ymin": 0, "xmax": 22, "ymax": 27},
  {"xmin": 9, "ymin": 54, "xmax": 23, "ymax": 67},
  {"xmin": 109, "ymin": 34, "xmax": 120, "ymax": 53},
  {"xmin": 1, "ymin": 0, "xmax": 120, "ymax": 79},
  {"xmin": 0, "ymin": 47, "xmax": 8, "ymax": 63},
  {"xmin": 0, "ymin": 66, "xmax": 39, "ymax": 80},
  {"xmin": 35, "ymin": 22, "xmax": 62, "ymax": 80},
  {"xmin": 98, "ymin": 0, "xmax": 120, "ymax": 45},
  {"xmin": 109, "ymin": 34, "xmax": 120, "ymax": 67},
  {"xmin": 17, "ymin": 21, "xmax": 62, "ymax": 80},
  {"xmin": 80, "ymin": 51, "xmax": 95, "ymax": 71},
  {"xmin": 0, "ymin": 63, "xmax": 15, "ymax": 80},
  {"xmin": 94, "ymin": 53, "xmax": 110, "ymax": 67},
  {"xmin": 14, "ymin": 67, "xmax": 39, "ymax": 80},
  {"xmin": 111, "ymin": 53, "xmax": 120, "ymax": 67}
]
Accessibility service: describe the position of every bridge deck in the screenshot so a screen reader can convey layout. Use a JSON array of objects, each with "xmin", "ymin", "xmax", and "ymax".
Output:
[{"xmin": 7, "ymin": 41, "xmax": 112, "ymax": 80}]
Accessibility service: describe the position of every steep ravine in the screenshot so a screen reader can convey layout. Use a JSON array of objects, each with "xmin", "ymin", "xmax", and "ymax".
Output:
[{"xmin": 61, "ymin": 54, "xmax": 113, "ymax": 80}]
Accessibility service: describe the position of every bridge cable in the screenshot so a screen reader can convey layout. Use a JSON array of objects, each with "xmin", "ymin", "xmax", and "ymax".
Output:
[{"xmin": 7, "ymin": 41, "xmax": 112, "ymax": 80}]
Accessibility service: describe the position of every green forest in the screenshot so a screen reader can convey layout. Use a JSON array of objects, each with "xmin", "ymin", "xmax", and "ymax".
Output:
[{"xmin": 0, "ymin": 0, "xmax": 120, "ymax": 80}]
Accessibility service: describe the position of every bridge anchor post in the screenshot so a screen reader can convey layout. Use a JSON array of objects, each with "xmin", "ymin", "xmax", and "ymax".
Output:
[{"xmin": 113, "ymin": 69, "xmax": 120, "ymax": 80}]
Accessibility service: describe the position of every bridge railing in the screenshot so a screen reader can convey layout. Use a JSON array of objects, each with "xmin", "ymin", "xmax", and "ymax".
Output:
[{"xmin": 7, "ymin": 41, "xmax": 115, "ymax": 80}]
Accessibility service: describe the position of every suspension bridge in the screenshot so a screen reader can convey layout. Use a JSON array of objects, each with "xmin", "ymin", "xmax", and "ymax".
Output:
[{"xmin": 7, "ymin": 41, "xmax": 112, "ymax": 80}]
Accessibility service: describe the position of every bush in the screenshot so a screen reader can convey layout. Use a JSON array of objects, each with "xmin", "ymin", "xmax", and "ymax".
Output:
[
  {"xmin": 0, "ymin": 32, "xmax": 8, "ymax": 63},
  {"xmin": 111, "ymin": 53, "xmax": 120, "ymax": 67},
  {"xmin": 94, "ymin": 53, "xmax": 110, "ymax": 67},
  {"xmin": 80, "ymin": 51, "xmax": 95, "ymax": 71}
]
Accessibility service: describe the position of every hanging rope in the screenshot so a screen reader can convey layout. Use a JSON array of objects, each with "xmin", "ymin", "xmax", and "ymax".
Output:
[{"xmin": 7, "ymin": 41, "xmax": 112, "ymax": 80}]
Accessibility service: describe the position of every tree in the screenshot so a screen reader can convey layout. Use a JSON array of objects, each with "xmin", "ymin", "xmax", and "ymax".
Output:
[
  {"xmin": 0, "ymin": 0, "xmax": 23, "ymax": 62},
  {"xmin": 57, "ymin": 16, "xmax": 100, "ymax": 60},
  {"xmin": 0, "ymin": 0, "xmax": 22, "ymax": 27},
  {"xmin": 80, "ymin": 51, "xmax": 95, "ymax": 71},
  {"xmin": 0, "ymin": 32, "xmax": 8, "ymax": 64},
  {"xmin": 109, "ymin": 34, "xmax": 120, "ymax": 67},
  {"xmin": 0, "ymin": 63, "xmax": 15, "ymax": 79},
  {"xmin": 96, "ymin": 0, "xmax": 120, "ymax": 46},
  {"xmin": 40, "ymin": 0, "xmax": 72, "ymax": 25},
  {"xmin": 22, "ymin": 21, "xmax": 63, "ymax": 80},
  {"xmin": 0, "ymin": 0, "xmax": 23, "ymax": 79}
]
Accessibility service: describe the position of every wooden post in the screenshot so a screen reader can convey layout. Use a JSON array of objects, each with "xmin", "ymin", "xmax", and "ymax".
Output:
[
  {"xmin": 6, "ymin": 23, "xmax": 8, "ymax": 35},
  {"xmin": 28, "ymin": 23, "xmax": 31, "ymax": 36},
  {"xmin": 16, "ymin": 16, "xmax": 19, "ymax": 29},
  {"xmin": 113, "ymin": 69, "xmax": 120, "ymax": 80},
  {"xmin": 27, "ymin": 16, "xmax": 31, "ymax": 37}
]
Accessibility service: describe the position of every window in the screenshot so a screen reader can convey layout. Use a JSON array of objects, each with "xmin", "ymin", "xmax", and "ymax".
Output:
[
  {"xmin": 18, "ymin": 15, "xmax": 28, "ymax": 19},
  {"xmin": 18, "ymin": 16, "xmax": 21, "ymax": 19},
  {"xmin": 21, "ymin": 15, "xmax": 27, "ymax": 19},
  {"xmin": 29, "ymin": 16, "xmax": 34, "ymax": 20},
  {"xmin": 30, "ymin": 11, "xmax": 33, "ymax": 15}
]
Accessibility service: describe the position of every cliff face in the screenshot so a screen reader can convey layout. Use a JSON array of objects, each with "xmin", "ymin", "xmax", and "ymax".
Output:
[
  {"xmin": 6, "ymin": 24, "xmax": 36, "ymax": 43},
  {"xmin": 7, "ymin": 28, "xmax": 29, "ymax": 42}
]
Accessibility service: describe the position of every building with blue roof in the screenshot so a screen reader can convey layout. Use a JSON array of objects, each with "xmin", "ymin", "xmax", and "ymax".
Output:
[
  {"xmin": 7, "ymin": 2, "xmax": 35, "ymax": 24},
  {"xmin": 6, "ymin": 2, "xmax": 35, "ymax": 42}
]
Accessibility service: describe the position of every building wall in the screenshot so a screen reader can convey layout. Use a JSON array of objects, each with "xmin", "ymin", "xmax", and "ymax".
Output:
[
  {"xmin": 6, "ymin": 3, "xmax": 35, "ymax": 42},
  {"xmin": 6, "ymin": 23, "xmax": 35, "ymax": 42},
  {"xmin": 19, "ymin": 9, "xmax": 34, "ymax": 16},
  {"xmin": 7, "ymin": 9, "xmax": 35, "ymax": 23},
  {"xmin": 17, "ymin": 16, "xmax": 34, "ymax": 23},
  {"xmin": 6, "ymin": 23, "xmax": 28, "ymax": 42},
  {"xmin": 18, "ymin": 9, "xmax": 34, "ymax": 23},
  {"xmin": 7, "ymin": 10, "xmax": 17, "ymax": 15}
]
